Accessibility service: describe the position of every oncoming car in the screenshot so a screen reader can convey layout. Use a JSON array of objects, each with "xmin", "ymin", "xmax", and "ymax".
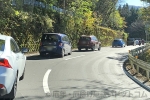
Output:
[
  {"xmin": 112, "ymin": 39, "xmax": 126, "ymax": 47},
  {"xmin": 0, "ymin": 34, "xmax": 28, "ymax": 99}
]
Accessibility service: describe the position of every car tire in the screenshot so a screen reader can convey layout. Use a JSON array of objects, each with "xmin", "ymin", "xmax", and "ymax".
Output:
[
  {"xmin": 91, "ymin": 46, "xmax": 95, "ymax": 51},
  {"xmin": 98, "ymin": 45, "xmax": 101, "ymax": 51},
  {"xmin": 5, "ymin": 75, "xmax": 18, "ymax": 100},
  {"xmin": 40, "ymin": 52, "xmax": 45, "ymax": 57},
  {"xmin": 60, "ymin": 50, "xmax": 64, "ymax": 58},
  {"xmin": 78, "ymin": 48, "xmax": 81, "ymax": 51},
  {"xmin": 68, "ymin": 48, "xmax": 72, "ymax": 55},
  {"xmin": 19, "ymin": 68, "xmax": 25, "ymax": 81}
]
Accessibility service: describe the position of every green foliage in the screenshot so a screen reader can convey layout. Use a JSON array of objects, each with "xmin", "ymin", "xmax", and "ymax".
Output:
[
  {"xmin": 0, "ymin": 0, "xmax": 128, "ymax": 52},
  {"xmin": 142, "ymin": 49, "xmax": 150, "ymax": 63},
  {"xmin": 107, "ymin": 10, "xmax": 126, "ymax": 30}
]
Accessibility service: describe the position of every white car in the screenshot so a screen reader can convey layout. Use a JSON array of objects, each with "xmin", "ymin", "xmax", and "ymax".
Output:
[{"xmin": 0, "ymin": 34, "xmax": 28, "ymax": 99}]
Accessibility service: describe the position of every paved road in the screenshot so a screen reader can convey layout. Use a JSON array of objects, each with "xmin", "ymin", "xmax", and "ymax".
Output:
[{"xmin": 15, "ymin": 46, "xmax": 150, "ymax": 100}]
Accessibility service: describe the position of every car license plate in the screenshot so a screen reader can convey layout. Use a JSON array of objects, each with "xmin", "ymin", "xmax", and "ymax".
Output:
[
  {"xmin": 82, "ymin": 41, "xmax": 86, "ymax": 44},
  {"xmin": 45, "ymin": 46, "xmax": 54, "ymax": 50}
]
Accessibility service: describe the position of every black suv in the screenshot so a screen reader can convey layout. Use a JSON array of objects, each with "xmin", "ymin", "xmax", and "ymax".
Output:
[
  {"xmin": 39, "ymin": 33, "xmax": 72, "ymax": 57},
  {"xmin": 77, "ymin": 35, "xmax": 101, "ymax": 51}
]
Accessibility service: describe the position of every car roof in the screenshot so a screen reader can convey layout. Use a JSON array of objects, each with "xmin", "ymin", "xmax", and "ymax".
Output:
[
  {"xmin": 43, "ymin": 33, "xmax": 66, "ymax": 36},
  {"xmin": 114, "ymin": 39, "xmax": 122, "ymax": 40},
  {"xmin": 80, "ymin": 35, "xmax": 95, "ymax": 37},
  {"xmin": 0, "ymin": 34, "xmax": 12, "ymax": 40}
]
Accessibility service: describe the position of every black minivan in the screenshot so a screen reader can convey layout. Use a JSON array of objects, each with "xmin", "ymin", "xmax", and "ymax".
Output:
[{"xmin": 39, "ymin": 33, "xmax": 72, "ymax": 57}]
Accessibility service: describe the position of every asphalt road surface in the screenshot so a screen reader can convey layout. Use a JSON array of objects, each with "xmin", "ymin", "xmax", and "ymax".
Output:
[{"xmin": 15, "ymin": 46, "xmax": 150, "ymax": 100}]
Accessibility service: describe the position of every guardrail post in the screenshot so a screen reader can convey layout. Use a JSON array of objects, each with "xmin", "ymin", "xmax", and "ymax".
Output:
[
  {"xmin": 136, "ymin": 65, "xmax": 139, "ymax": 73},
  {"xmin": 146, "ymin": 71, "xmax": 150, "ymax": 80}
]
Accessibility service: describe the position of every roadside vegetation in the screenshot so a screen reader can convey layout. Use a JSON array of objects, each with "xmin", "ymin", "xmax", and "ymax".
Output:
[{"xmin": 0, "ymin": 0, "xmax": 149, "ymax": 52}]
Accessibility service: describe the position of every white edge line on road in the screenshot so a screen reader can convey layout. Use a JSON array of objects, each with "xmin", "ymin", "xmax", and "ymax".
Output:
[
  {"xmin": 43, "ymin": 69, "xmax": 51, "ymax": 94},
  {"xmin": 65, "ymin": 55, "xmax": 85, "ymax": 60}
]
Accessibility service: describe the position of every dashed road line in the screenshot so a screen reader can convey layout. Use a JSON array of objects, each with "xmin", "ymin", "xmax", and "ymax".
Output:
[{"xmin": 43, "ymin": 69, "xmax": 51, "ymax": 94}]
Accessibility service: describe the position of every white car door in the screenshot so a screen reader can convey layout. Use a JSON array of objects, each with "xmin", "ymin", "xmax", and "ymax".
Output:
[{"xmin": 10, "ymin": 39, "xmax": 24, "ymax": 78}]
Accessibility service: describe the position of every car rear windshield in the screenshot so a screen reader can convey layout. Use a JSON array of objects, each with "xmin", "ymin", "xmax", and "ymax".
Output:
[
  {"xmin": 79, "ymin": 37, "xmax": 91, "ymax": 41},
  {"xmin": 0, "ymin": 40, "xmax": 5, "ymax": 51},
  {"xmin": 127, "ymin": 38, "xmax": 134, "ymax": 41},
  {"xmin": 114, "ymin": 40, "xmax": 119, "ymax": 42},
  {"xmin": 41, "ymin": 34, "xmax": 59, "ymax": 42}
]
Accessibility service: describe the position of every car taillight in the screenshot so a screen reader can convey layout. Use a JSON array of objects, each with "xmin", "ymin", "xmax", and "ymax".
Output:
[
  {"xmin": 0, "ymin": 84, "xmax": 4, "ymax": 88},
  {"xmin": 59, "ymin": 43, "xmax": 63, "ymax": 46},
  {"xmin": 0, "ymin": 59, "xmax": 12, "ymax": 68},
  {"xmin": 90, "ymin": 41, "xmax": 93, "ymax": 44}
]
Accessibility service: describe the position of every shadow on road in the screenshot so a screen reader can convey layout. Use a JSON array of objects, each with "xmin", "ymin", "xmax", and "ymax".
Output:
[
  {"xmin": 14, "ymin": 79, "xmax": 148, "ymax": 100},
  {"xmin": 73, "ymin": 50, "xmax": 98, "ymax": 52},
  {"xmin": 27, "ymin": 55, "xmax": 60, "ymax": 60},
  {"xmin": 106, "ymin": 53, "xmax": 128, "ymax": 61}
]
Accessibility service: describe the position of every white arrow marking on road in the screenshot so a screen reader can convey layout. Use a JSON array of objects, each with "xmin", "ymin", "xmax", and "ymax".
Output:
[
  {"xmin": 65, "ymin": 55, "xmax": 85, "ymax": 60},
  {"xmin": 43, "ymin": 69, "xmax": 51, "ymax": 94}
]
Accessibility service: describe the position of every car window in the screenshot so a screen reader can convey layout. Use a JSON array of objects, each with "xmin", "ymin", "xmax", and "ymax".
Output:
[
  {"xmin": 114, "ymin": 40, "xmax": 119, "ymax": 42},
  {"xmin": 0, "ymin": 40, "xmax": 5, "ymax": 51},
  {"xmin": 10, "ymin": 39, "xmax": 20, "ymax": 53},
  {"xmin": 65, "ymin": 36, "xmax": 69, "ymax": 42},
  {"xmin": 79, "ymin": 37, "xmax": 91, "ymax": 41},
  {"xmin": 41, "ymin": 34, "xmax": 59, "ymax": 42},
  {"xmin": 62, "ymin": 36, "xmax": 69, "ymax": 42},
  {"xmin": 93, "ymin": 36, "xmax": 98, "ymax": 41},
  {"xmin": 95, "ymin": 37, "xmax": 98, "ymax": 41},
  {"xmin": 127, "ymin": 38, "xmax": 134, "ymax": 41}
]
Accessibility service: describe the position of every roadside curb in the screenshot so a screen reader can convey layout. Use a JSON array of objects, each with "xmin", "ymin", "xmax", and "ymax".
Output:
[
  {"xmin": 25, "ymin": 52, "xmax": 39, "ymax": 57},
  {"xmin": 25, "ymin": 48, "xmax": 78, "ymax": 57},
  {"xmin": 123, "ymin": 58, "xmax": 150, "ymax": 92}
]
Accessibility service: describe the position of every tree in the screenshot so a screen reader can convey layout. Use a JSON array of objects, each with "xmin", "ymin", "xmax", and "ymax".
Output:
[
  {"xmin": 107, "ymin": 10, "xmax": 126, "ymax": 30},
  {"xmin": 95, "ymin": 0, "xmax": 118, "ymax": 27}
]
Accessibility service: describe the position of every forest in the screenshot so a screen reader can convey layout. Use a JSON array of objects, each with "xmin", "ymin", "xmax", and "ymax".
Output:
[{"xmin": 0, "ymin": 0, "xmax": 150, "ymax": 52}]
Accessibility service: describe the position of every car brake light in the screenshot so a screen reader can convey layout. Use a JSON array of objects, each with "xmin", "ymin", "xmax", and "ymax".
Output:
[
  {"xmin": 0, "ymin": 59, "xmax": 12, "ymax": 68},
  {"xmin": 0, "ymin": 84, "xmax": 4, "ymax": 88},
  {"xmin": 90, "ymin": 41, "xmax": 93, "ymax": 44},
  {"xmin": 59, "ymin": 43, "xmax": 63, "ymax": 46}
]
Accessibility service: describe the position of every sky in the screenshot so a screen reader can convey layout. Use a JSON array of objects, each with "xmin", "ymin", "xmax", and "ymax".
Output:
[{"xmin": 120, "ymin": 0, "xmax": 144, "ymax": 6}]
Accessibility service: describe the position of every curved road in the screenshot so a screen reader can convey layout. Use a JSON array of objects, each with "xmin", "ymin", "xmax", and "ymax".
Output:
[{"xmin": 15, "ymin": 46, "xmax": 150, "ymax": 100}]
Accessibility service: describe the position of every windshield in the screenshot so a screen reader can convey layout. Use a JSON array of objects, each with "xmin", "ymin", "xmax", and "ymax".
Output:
[
  {"xmin": 79, "ymin": 37, "xmax": 91, "ymax": 41},
  {"xmin": 41, "ymin": 34, "xmax": 59, "ymax": 42}
]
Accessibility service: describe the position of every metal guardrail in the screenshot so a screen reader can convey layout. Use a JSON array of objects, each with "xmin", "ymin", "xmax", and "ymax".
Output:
[{"xmin": 128, "ymin": 44, "xmax": 150, "ymax": 80}]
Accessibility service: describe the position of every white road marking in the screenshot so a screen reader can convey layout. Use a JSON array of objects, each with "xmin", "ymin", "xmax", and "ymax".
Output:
[
  {"xmin": 43, "ymin": 69, "xmax": 51, "ymax": 94},
  {"xmin": 65, "ymin": 55, "xmax": 85, "ymax": 60}
]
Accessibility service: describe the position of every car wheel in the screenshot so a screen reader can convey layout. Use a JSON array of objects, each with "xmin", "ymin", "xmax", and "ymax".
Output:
[
  {"xmin": 86, "ymin": 48, "xmax": 88, "ymax": 51},
  {"xmin": 91, "ymin": 46, "xmax": 95, "ymax": 51},
  {"xmin": 78, "ymin": 48, "xmax": 81, "ymax": 51},
  {"xmin": 98, "ymin": 45, "xmax": 101, "ymax": 51},
  {"xmin": 60, "ymin": 50, "xmax": 64, "ymax": 58},
  {"xmin": 19, "ymin": 68, "xmax": 25, "ymax": 81},
  {"xmin": 68, "ymin": 48, "xmax": 72, "ymax": 55},
  {"xmin": 6, "ymin": 75, "xmax": 17, "ymax": 99},
  {"xmin": 40, "ymin": 52, "xmax": 45, "ymax": 57}
]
